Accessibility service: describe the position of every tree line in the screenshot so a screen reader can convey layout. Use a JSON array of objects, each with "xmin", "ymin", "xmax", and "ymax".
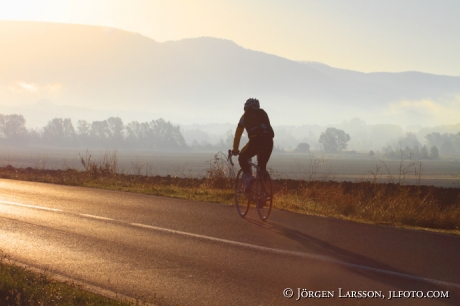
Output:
[
  {"xmin": 380, "ymin": 132, "xmax": 460, "ymax": 159},
  {"xmin": 0, "ymin": 114, "xmax": 187, "ymax": 150},
  {"xmin": 2, "ymin": 113, "xmax": 458, "ymax": 155},
  {"xmin": 298, "ymin": 127, "xmax": 458, "ymax": 158}
]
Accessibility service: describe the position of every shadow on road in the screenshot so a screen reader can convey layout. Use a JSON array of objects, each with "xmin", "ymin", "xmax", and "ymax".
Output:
[{"xmin": 242, "ymin": 215, "xmax": 460, "ymax": 304}]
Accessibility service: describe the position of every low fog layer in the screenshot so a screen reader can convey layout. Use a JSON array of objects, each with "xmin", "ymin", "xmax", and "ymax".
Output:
[{"xmin": 2, "ymin": 113, "xmax": 460, "ymax": 158}]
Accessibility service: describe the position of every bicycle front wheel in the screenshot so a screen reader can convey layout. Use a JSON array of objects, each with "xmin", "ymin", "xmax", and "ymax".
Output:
[
  {"xmin": 235, "ymin": 169, "xmax": 250, "ymax": 217},
  {"xmin": 256, "ymin": 172, "xmax": 273, "ymax": 221}
]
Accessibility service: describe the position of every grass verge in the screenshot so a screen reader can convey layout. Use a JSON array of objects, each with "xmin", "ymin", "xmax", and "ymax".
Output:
[{"xmin": 0, "ymin": 254, "xmax": 141, "ymax": 306}]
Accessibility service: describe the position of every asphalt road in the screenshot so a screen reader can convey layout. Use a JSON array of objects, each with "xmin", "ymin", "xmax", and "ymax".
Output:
[{"xmin": 1, "ymin": 178, "xmax": 459, "ymax": 305}]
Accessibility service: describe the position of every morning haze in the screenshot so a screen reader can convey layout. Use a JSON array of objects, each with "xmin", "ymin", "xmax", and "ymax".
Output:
[{"xmin": 1, "ymin": 20, "xmax": 460, "ymax": 155}]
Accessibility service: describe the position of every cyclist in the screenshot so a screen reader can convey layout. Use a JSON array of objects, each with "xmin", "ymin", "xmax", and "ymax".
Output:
[{"xmin": 231, "ymin": 98, "xmax": 274, "ymax": 193}]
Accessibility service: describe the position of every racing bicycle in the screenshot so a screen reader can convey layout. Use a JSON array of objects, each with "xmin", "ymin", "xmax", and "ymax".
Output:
[{"xmin": 227, "ymin": 150, "xmax": 273, "ymax": 221}]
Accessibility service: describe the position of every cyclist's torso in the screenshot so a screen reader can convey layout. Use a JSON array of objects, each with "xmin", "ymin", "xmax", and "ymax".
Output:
[{"xmin": 238, "ymin": 109, "xmax": 274, "ymax": 139}]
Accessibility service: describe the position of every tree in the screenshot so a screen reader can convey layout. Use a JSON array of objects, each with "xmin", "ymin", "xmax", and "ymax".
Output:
[
  {"xmin": 42, "ymin": 118, "xmax": 76, "ymax": 146},
  {"xmin": 90, "ymin": 120, "xmax": 111, "ymax": 144},
  {"xmin": 125, "ymin": 121, "xmax": 140, "ymax": 145},
  {"xmin": 150, "ymin": 118, "xmax": 187, "ymax": 150},
  {"xmin": 77, "ymin": 120, "xmax": 91, "ymax": 144},
  {"xmin": 398, "ymin": 133, "xmax": 422, "ymax": 150},
  {"xmin": 425, "ymin": 132, "xmax": 443, "ymax": 148},
  {"xmin": 293, "ymin": 143, "xmax": 310, "ymax": 153},
  {"xmin": 318, "ymin": 128, "xmax": 350, "ymax": 153},
  {"xmin": 126, "ymin": 121, "xmax": 151, "ymax": 149},
  {"xmin": 425, "ymin": 132, "xmax": 460, "ymax": 155},
  {"xmin": 430, "ymin": 146, "xmax": 439, "ymax": 159},
  {"xmin": 125, "ymin": 119, "xmax": 187, "ymax": 150},
  {"xmin": 0, "ymin": 114, "xmax": 27, "ymax": 140},
  {"xmin": 420, "ymin": 146, "xmax": 429, "ymax": 158},
  {"xmin": 107, "ymin": 117, "xmax": 124, "ymax": 146}
]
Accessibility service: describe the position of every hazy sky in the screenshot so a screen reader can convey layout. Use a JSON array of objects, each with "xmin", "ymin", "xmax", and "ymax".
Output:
[{"xmin": 1, "ymin": 0, "xmax": 459, "ymax": 76}]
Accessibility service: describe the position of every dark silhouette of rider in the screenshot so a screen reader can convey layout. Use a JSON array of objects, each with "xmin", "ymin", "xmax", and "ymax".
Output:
[{"xmin": 232, "ymin": 98, "xmax": 274, "ymax": 188}]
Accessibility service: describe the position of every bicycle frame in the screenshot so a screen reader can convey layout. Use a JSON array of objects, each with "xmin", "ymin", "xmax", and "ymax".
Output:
[{"xmin": 228, "ymin": 149, "xmax": 273, "ymax": 221}]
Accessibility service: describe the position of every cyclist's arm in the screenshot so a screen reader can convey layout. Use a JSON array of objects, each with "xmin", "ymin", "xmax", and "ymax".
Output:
[{"xmin": 233, "ymin": 125, "xmax": 244, "ymax": 153}]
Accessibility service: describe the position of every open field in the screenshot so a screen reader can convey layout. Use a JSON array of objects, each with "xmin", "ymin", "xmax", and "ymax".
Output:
[{"xmin": 1, "ymin": 147, "xmax": 460, "ymax": 188}]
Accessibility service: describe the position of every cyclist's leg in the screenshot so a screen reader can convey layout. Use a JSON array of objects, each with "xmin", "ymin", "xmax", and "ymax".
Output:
[
  {"xmin": 256, "ymin": 137, "xmax": 273, "ymax": 198},
  {"xmin": 239, "ymin": 139, "xmax": 259, "ymax": 193},
  {"xmin": 257, "ymin": 137, "xmax": 274, "ymax": 173},
  {"xmin": 238, "ymin": 140, "xmax": 258, "ymax": 174}
]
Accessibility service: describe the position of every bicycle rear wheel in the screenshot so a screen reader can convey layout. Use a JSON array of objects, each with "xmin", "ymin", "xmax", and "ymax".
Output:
[
  {"xmin": 235, "ymin": 169, "xmax": 250, "ymax": 217},
  {"xmin": 256, "ymin": 171, "xmax": 273, "ymax": 221}
]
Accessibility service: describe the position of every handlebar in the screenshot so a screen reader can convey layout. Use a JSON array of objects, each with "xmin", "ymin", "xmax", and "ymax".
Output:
[{"xmin": 227, "ymin": 149, "xmax": 236, "ymax": 166}]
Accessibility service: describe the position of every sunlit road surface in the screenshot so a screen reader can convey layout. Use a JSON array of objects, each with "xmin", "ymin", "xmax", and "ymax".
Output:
[{"xmin": 1, "ymin": 179, "xmax": 459, "ymax": 305}]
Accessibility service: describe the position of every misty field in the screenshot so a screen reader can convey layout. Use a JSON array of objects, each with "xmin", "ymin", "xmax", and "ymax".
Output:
[{"xmin": 1, "ymin": 147, "xmax": 460, "ymax": 188}]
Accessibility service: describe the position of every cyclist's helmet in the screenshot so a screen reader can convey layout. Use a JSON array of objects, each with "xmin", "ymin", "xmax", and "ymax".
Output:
[{"xmin": 244, "ymin": 98, "xmax": 260, "ymax": 111}]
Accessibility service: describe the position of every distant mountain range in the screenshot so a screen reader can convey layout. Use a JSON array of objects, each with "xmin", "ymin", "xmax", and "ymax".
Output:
[{"xmin": 1, "ymin": 20, "xmax": 459, "ymax": 128}]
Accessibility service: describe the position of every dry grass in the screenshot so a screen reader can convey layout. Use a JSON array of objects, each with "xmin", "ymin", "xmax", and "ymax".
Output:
[
  {"xmin": 0, "ymin": 253, "xmax": 141, "ymax": 306},
  {"xmin": 0, "ymin": 150, "xmax": 459, "ymax": 234},
  {"xmin": 273, "ymin": 180, "xmax": 460, "ymax": 232}
]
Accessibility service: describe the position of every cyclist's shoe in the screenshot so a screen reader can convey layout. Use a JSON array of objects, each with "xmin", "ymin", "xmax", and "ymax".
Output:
[{"xmin": 243, "ymin": 173, "xmax": 254, "ymax": 196}]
